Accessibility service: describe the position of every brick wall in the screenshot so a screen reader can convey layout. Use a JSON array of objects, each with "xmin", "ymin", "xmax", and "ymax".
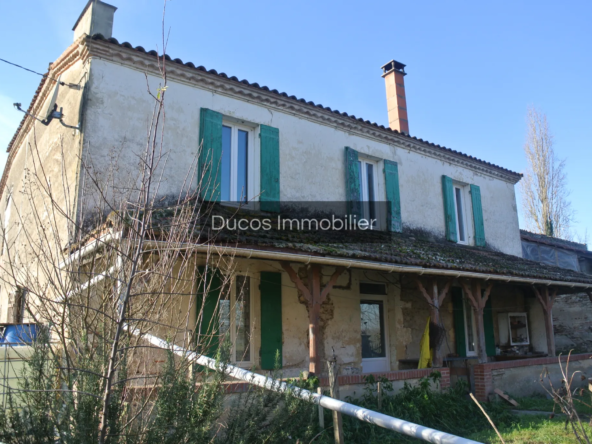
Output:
[{"xmin": 224, "ymin": 367, "xmax": 450, "ymax": 395}]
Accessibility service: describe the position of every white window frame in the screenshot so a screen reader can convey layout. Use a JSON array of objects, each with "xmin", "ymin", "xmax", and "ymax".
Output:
[
  {"xmin": 453, "ymin": 183, "xmax": 470, "ymax": 245},
  {"xmin": 359, "ymin": 287, "xmax": 390, "ymax": 373},
  {"xmin": 358, "ymin": 158, "xmax": 381, "ymax": 229},
  {"xmin": 462, "ymin": 293, "xmax": 478, "ymax": 357},
  {"xmin": 221, "ymin": 120, "xmax": 257, "ymax": 206},
  {"xmin": 220, "ymin": 273, "xmax": 255, "ymax": 365}
]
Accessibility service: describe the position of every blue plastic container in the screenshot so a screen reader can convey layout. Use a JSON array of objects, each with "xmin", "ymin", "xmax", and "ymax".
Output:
[{"xmin": 1, "ymin": 324, "xmax": 39, "ymax": 345}]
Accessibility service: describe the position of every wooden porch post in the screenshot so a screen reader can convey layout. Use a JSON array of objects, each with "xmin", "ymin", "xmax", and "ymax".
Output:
[
  {"xmin": 533, "ymin": 286, "xmax": 557, "ymax": 357},
  {"xmin": 415, "ymin": 276, "xmax": 452, "ymax": 367},
  {"xmin": 461, "ymin": 279, "xmax": 493, "ymax": 364},
  {"xmin": 281, "ymin": 262, "xmax": 344, "ymax": 375}
]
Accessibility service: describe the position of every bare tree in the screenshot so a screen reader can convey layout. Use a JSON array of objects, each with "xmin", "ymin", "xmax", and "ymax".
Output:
[{"xmin": 520, "ymin": 106, "xmax": 574, "ymax": 239}]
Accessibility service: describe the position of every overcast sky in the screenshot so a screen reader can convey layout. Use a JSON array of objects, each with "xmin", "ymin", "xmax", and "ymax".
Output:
[{"xmin": 1, "ymin": 0, "xmax": 590, "ymax": 243}]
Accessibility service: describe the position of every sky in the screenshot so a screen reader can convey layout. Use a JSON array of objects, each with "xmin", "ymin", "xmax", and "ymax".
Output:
[{"xmin": 0, "ymin": 0, "xmax": 590, "ymax": 244}]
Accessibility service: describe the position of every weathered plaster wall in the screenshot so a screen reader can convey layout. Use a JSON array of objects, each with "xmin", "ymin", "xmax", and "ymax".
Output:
[
  {"xmin": 83, "ymin": 57, "xmax": 522, "ymax": 256},
  {"xmin": 0, "ymin": 58, "xmax": 87, "ymax": 322}
]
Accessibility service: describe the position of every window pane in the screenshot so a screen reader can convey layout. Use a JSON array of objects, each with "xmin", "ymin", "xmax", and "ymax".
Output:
[
  {"xmin": 509, "ymin": 314, "xmax": 528, "ymax": 344},
  {"xmin": 366, "ymin": 163, "xmax": 376, "ymax": 221},
  {"xmin": 359, "ymin": 282, "xmax": 387, "ymax": 295},
  {"xmin": 358, "ymin": 161, "xmax": 364, "ymax": 201},
  {"xmin": 455, "ymin": 187, "xmax": 465, "ymax": 242},
  {"xmin": 464, "ymin": 298, "xmax": 475, "ymax": 352},
  {"xmin": 360, "ymin": 301, "xmax": 385, "ymax": 358},
  {"xmin": 235, "ymin": 275, "xmax": 251, "ymax": 361},
  {"xmin": 219, "ymin": 291, "xmax": 230, "ymax": 343},
  {"xmin": 237, "ymin": 130, "xmax": 248, "ymax": 202},
  {"xmin": 221, "ymin": 126, "xmax": 232, "ymax": 201}
]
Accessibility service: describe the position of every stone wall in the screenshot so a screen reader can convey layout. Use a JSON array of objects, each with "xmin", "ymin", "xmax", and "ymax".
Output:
[
  {"xmin": 553, "ymin": 293, "xmax": 592, "ymax": 354},
  {"xmin": 474, "ymin": 353, "xmax": 592, "ymax": 401}
]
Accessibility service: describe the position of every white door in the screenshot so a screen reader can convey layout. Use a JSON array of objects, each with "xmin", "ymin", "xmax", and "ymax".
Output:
[{"xmin": 360, "ymin": 298, "xmax": 389, "ymax": 373}]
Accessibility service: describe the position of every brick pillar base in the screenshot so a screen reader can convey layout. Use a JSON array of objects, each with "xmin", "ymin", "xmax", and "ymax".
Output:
[{"xmin": 473, "ymin": 364, "xmax": 492, "ymax": 401}]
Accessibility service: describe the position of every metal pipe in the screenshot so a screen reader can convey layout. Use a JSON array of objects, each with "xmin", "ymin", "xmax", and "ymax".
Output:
[
  {"xmin": 125, "ymin": 325, "xmax": 482, "ymax": 444},
  {"xmin": 58, "ymin": 231, "xmax": 122, "ymax": 269}
]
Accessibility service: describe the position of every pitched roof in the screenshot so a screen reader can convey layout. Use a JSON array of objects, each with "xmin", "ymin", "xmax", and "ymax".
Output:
[{"xmin": 520, "ymin": 229, "xmax": 591, "ymax": 256}]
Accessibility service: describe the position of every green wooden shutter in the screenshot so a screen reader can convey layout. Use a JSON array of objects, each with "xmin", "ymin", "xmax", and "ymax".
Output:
[
  {"xmin": 470, "ymin": 184, "xmax": 486, "ymax": 247},
  {"xmin": 196, "ymin": 266, "xmax": 222, "ymax": 357},
  {"xmin": 260, "ymin": 125, "xmax": 280, "ymax": 212},
  {"xmin": 442, "ymin": 175, "xmax": 458, "ymax": 242},
  {"xmin": 384, "ymin": 160, "xmax": 402, "ymax": 232},
  {"xmin": 484, "ymin": 297, "xmax": 496, "ymax": 357},
  {"xmin": 451, "ymin": 287, "xmax": 466, "ymax": 357},
  {"xmin": 345, "ymin": 147, "xmax": 361, "ymax": 217},
  {"xmin": 260, "ymin": 272, "xmax": 282, "ymax": 370},
  {"xmin": 199, "ymin": 108, "xmax": 223, "ymax": 202}
]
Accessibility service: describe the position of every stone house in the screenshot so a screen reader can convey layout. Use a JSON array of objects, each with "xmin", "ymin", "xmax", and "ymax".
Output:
[{"xmin": 1, "ymin": 0, "xmax": 592, "ymax": 400}]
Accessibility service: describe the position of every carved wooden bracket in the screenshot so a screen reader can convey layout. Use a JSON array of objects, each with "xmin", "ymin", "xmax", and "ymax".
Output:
[
  {"xmin": 414, "ymin": 276, "xmax": 452, "ymax": 312},
  {"xmin": 532, "ymin": 286, "xmax": 557, "ymax": 314},
  {"xmin": 460, "ymin": 279, "xmax": 493, "ymax": 314}
]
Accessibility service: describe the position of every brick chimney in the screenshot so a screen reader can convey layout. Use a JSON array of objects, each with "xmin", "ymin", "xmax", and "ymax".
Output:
[
  {"xmin": 73, "ymin": 0, "xmax": 117, "ymax": 42},
  {"xmin": 381, "ymin": 60, "xmax": 409, "ymax": 135}
]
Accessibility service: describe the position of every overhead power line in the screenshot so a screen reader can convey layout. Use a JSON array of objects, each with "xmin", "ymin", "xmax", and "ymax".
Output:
[{"xmin": 0, "ymin": 57, "xmax": 65, "ymax": 86}]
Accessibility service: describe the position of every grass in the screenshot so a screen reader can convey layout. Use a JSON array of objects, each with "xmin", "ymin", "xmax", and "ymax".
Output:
[
  {"xmin": 501, "ymin": 394, "xmax": 592, "ymax": 416},
  {"xmin": 468, "ymin": 414, "xmax": 592, "ymax": 443},
  {"xmin": 312, "ymin": 376, "xmax": 592, "ymax": 444}
]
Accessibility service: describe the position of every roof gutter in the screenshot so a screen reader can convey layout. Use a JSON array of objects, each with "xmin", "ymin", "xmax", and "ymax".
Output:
[{"xmin": 141, "ymin": 241, "xmax": 592, "ymax": 291}]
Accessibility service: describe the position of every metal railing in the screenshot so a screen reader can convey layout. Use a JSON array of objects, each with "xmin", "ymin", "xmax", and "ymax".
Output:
[{"xmin": 125, "ymin": 325, "xmax": 482, "ymax": 444}]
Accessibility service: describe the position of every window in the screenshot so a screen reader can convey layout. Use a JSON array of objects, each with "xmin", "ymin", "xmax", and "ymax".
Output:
[
  {"xmin": 358, "ymin": 159, "xmax": 378, "ymax": 227},
  {"xmin": 360, "ymin": 300, "xmax": 386, "ymax": 359},
  {"xmin": 219, "ymin": 275, "xmax": 252, "ymax": 363},
  {"xmin": 508, "ymin": 313, "xmax": 529, "ymax": 345},
  {"xmin": 221, "ymin": 123, "xmax": 254, "ymax": 202},
  {"xmin": 463, "ymin": 296, "xmax": 478, "ymax": 356},
  {"xmin": 453, "ymin": 186, "xmax": 468, "ymax": 244}
]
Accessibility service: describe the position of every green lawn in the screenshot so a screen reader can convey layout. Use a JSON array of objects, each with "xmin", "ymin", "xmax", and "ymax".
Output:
[
  {"xmin": 468, "ymin": 414, "xmax": 592, "ymax": 444},
  {"xmin": 507, "ymin": 394, "xmax": 592, "ymax": 416}
]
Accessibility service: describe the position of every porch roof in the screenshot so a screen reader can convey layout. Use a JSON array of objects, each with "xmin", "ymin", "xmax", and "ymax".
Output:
[{"xmin": 147, "ymin": 204, "xmax": 592, "ymax": 289}]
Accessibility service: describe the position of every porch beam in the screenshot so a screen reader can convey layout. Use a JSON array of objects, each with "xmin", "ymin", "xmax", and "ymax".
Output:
[
  {"xmin": 414, "ymin": 277, "xmax": 452, "ymax": 367},
  {"xmin": 461, "ymin": 279, "xmax": 493, "ymax": 364},
  {"xmin": 533, "ymin": 285, "xmax": 557, "ymax": 357},
  {"xmin": 280, "ymin": 262, "xmax": 344, "ymax": 375}
]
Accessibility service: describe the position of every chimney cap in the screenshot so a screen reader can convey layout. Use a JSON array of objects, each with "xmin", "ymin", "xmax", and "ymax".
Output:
[
  {"xmin": 72, "ymin": 0, "xmax": 117, "ymax": 32},
  {"xmin": 381, "ymin": 60, "xmax": 406, "ymax": 77}
]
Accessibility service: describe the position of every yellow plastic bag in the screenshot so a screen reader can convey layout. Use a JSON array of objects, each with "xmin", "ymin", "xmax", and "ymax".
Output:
[{"xmin": 418, "ymin": 316, "xmax": 432, "ymax": 369}]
